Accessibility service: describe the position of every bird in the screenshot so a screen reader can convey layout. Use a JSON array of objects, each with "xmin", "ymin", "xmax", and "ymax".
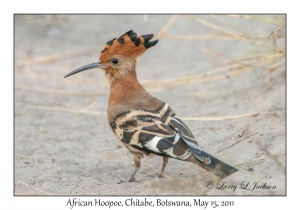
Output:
[{"xmin": 64, "ymin": 30, "xmax": 238, "ymax": 182}]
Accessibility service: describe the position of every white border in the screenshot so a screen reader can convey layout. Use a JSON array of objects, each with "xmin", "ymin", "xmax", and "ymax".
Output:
[{"xmin": 2, "ymin": 0, "xmax": 295, "ymax": 209}]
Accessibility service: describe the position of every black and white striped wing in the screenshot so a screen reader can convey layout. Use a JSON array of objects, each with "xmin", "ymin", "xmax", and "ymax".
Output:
[
  {"xmin": 110, "ymin": 106, "xmax": 210, "ymax": 163},
  {"xmin": 130, "ymin": 122, "xmax": 193, "ymax": 160},
  {"xmin": 110, "ymin": 110, "xmax": 192, "ymax": 160},
  {"xmin": 169, "ymin": 117, "xmax": 207, "ymax": 162}
]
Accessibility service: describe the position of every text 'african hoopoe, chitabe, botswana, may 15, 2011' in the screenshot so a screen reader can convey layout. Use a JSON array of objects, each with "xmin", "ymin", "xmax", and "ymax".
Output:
[{"xmin": 64, "ymin": 30, "xmax": 238, "ymax": 182}]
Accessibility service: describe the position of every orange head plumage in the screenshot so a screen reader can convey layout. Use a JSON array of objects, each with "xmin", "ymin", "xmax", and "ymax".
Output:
[
  {"xmin": 64, "ymin": 30, "xmax": 158, "ymax": 83},
  {"xmin": 100, "ymin": 30, "xmax": 158, "ymax": 62}
]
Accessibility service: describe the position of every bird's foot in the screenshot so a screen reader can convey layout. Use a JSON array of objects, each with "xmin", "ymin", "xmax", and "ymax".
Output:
[
  {"xmin": 157, "ymin": 173, "xmax": 165, "ymax": 178},
  {"xmin": 128, "ymin": 177, "xmax": 138, "ymax": 182}
]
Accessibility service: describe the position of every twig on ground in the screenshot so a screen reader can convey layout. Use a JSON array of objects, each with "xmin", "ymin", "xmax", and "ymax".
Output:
[
  {"xmin": 233, "ymin": 152, "xmax": 285, "ymax": 166},
  {"xmin": 238, "ymin": 123, "xmax": 251, "ymax": 138},
  {"xmin": 15, "ymin": 179, "xmax": 52, "ymax": 195},
  {"xmin": 217, "ymin": 132, "xmax": 258, "ymax": 153},
  {"xmin": 15, "ymin": 102, "xmax": 107, "ymax": 116},
  {"xmin": 182, "ymin": 113, "xmax": 259, "ymax": 121}
]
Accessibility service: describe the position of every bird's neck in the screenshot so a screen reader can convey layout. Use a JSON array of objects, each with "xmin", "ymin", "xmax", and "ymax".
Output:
[{"xmin": 108, "ymin": 75, "xmax": 147, "ymax": 107}]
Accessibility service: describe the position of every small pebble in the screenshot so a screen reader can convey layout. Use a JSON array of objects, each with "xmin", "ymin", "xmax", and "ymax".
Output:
[
  {"xmin": 117, "ymin": 180, "xmax": 123, "ymax": 184},
  {"xmin": 248, "ymin": 167, "xmax": 253, "ymax": 171}
]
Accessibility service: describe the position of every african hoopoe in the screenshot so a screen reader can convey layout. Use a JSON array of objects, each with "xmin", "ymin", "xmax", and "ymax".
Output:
[{"xmin": 65, "ymin": 30, "xmax": 238, "ymax": 182}]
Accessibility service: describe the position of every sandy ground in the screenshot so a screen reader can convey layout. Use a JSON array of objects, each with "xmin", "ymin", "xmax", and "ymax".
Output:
[{"xmin": 14, "ymin": 15, "xmax": 286, "ymax": 195}]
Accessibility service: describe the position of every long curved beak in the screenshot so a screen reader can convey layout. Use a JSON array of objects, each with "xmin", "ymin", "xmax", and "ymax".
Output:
[{"xmin": 64, "ymin": 61, "xmax": 105, "ymax": 78}]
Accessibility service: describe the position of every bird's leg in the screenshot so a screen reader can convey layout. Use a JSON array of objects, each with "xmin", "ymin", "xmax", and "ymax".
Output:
[
  {"xmin": 158, "ymin": 157, "xmax": 168, "ymax": 178},
  {"xmin": 129, "ymin": 154, "xmax": 141, "ymax": 182}
]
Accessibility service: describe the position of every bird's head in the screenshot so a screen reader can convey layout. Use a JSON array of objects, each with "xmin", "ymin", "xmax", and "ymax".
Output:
[{"xmin": 64, "ymin": 30, "xmax": 158, "ymax": 83}]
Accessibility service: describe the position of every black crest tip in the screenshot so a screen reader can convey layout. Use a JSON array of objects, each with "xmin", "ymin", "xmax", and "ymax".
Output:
[
  {"xmin": 142, "ymin": 34, "xmax": 154, "ymax": 43},
  {"xmin": 134, "ymin": 37, "xmax": 141, "ymax": 46},
  {"xmin": 117, "ymin": 37, "xmax": 124, "ymax": 44},
  {"xmin": 106, "ymin": 38, "xmax": 116, "ymax": 45},
  {"xmin": 144, "ymin": 39, "xmax": 159, "ymax": 49},
  {"xmin": 128, "ymin": 33, "xmax": 137, "ymax": 41},
  {"xmin": 126, "ymin": 30, "xmax": 134, "ymax": 35},
  {"xmin": 120, "ymin": 30, "xmax": 134, "ymax": 38}
]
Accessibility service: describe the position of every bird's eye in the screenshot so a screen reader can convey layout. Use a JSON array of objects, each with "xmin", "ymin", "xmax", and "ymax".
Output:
[{"xmin": 112, "ymin": 58, "xmax": 118, "ymax": 64}]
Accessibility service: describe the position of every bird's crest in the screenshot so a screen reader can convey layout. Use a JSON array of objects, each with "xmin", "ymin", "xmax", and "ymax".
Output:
[{"xmin": 100, "ymin": 30, "xmax": 158, "ymax": 62}]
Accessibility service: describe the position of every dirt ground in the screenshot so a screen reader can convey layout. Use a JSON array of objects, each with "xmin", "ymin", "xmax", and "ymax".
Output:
[{"xmin": 14, "ymin": 15, "xmax": 286, "ymax": 195}]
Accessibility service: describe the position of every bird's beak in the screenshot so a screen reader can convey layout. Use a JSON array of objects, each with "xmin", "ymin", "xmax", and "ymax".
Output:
[{"xmin": 64, "ymin": 61, "xmax": 105, "ymax": 78}]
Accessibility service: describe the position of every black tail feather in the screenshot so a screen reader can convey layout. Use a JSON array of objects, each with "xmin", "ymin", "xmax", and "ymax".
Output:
[{"xmin": 192, "ymin": 151, "xmax": 238, "ymax": 178}]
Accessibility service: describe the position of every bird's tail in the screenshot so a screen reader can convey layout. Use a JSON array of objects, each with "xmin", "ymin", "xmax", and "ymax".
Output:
[
  {"xmin": 187, "ymin": 151, "xmax": 238, "ymax": 179},
  {"xmin": 168, "ymin": 117, "xmax": 238, "ymax": 178}
]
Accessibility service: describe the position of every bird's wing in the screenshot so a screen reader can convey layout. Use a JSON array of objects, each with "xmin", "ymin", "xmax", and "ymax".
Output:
[
  {"xmin": 168, "ymin": 117, "xmax": 207, "ymax": 162},
  {"xmin": 111, "ymin": 110, "xmax": 193, "ymax": 160},
  {"xmin": 109, "ymin": 101, "xmax": 210, "ymax": 164}
]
